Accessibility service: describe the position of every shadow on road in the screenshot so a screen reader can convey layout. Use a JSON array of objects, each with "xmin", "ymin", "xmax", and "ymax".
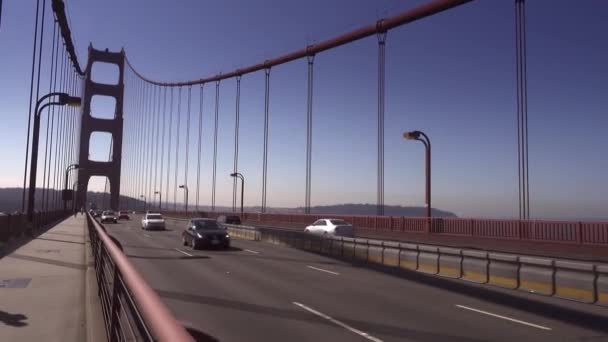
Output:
[
  {"xmin": 157, "ymin": 289, "xmax": 485, "ymax": 342},
  {"xmin": 34, "ymin": 237, "xmax": 85, "ymax": 245},
  {"xmin": 126, "ymin": 254, "xmax": 210, "ymax": 260},
  {"xmin": 201, "ymin": 246, "xmax": 242, "ymax": 253},
  {"xmin": 0, "ymin": 311, "xmax": 28, "ymax": 327},
  {"xmin": 185, "ymin": 327, "xmax": 220, "ymax": 342}
]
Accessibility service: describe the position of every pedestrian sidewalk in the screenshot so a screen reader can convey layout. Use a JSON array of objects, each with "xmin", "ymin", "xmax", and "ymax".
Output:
[{"xmin": 0, "ymin": 214, "xmax": 103, "ymax": 342}]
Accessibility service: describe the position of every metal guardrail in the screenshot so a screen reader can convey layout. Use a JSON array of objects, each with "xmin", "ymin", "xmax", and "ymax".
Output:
[
  {"xmin": 162, "ymin": 211, "xmax": 608, "ymax": 246},
  {"xmin": 86, "ymin": 213, "xmax": 194, "ymax": 342}
]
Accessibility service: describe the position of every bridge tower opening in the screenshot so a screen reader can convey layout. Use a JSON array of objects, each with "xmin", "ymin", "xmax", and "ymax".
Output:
[{"xmin": 76, "ymin": 46, "xmax": 125, "ymax": 211}]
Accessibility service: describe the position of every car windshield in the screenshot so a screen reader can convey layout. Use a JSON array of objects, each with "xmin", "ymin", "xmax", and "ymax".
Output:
[
  {"xmin": 330, "ymin": 219, "xmax": 348, "ymax": 225},
  {"xmin": 104, "ymin": 211, "xmax": 115, "ymax": 215},
  {"xmin": 193, "ymin": 220, "xmax": 221, "ymax": 230},
  {"xmin": 147, "ymin": 214, "xmax": 162, "ymax": 220}
]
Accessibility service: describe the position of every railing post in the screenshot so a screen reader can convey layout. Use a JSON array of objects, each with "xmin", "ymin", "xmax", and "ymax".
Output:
[
  {"xmin": 108, "ymin": 265, "xmax": 121, "ymax": 342},
  {"xmin": 517, "ymin": 219, "xmax": 523, "ymax": 240},
  {"xmin": 576, "ymin": 221, "xmax": 583, "ymax": 245}
]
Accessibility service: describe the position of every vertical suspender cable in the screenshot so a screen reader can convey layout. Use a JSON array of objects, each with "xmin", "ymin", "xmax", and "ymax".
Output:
[
  {"xmin": 52, "ymin": 48, "xmax": 67, "ymax": 208},
  {"xmin": 42, "ymin": 21, "xmax": 58, "ymax": 211},
  {"xmin": 148, "ymin": 85, "xmax": 156, "ymax": 207},
  {"xmin": 305, "ymin": 55, "xmax": 314, "ymax": 214},
  {"xmin": 515, "ymin": 0, "xmax": 529, "ymax": 219},
  {"xmin": 159, "ymin": 87, "xmax": 167, "ymax": 210},
  {"xmin": 196, "ymin": 84, "xmax": 204, "ymax": 211},
  {"xmin": 521, "ymin": 0, "xmax": 530, "ymax": 219},
  {"xmin": 154, "ymin": 85, "xmax": 161, "ymax": 208},
  {"xmin": 377, "ymin": 31, "xmax": 387, "ymax": 216},
  {"xmin": 134, "ymin": 78, "xmax": 141, "ymax": 205},
  {"xmin": 174, "ymin": 87, "xmax": 182, "ymax": 211},
  {"xmin": 261, "ymin": 68, "xmax": 271, "ymax": 213},
  {"xmin": 184, "ymin": 86, "xmax": 192, "ymax": 208},
  {"xmin": 211, "ymin": 80, "xmax": 220, "ymax": 212},
  {"xmin": 21, "ymin": 0, "xmax": 42, "ymax": 211},
  {"xmin": 141, "ymin": 82, "xmax": 148, "ymax": 207},
  {"xmin": 515, "ymin": 0, "xmax": 522, "ymax": 219},
  {"xmin": 166, "ymin": 88, "xmax": 173, "ymax": 209},
  {"xmin": 34, "ymin": 0, "xmax": 48, "ymax": 207},
  {"xmin": 140, "ymin": 81, "xmax": 146, "ymax": 206},
  {"xmin": 233, "ymin": 76, "xmax": 241, "ymax": 212}
]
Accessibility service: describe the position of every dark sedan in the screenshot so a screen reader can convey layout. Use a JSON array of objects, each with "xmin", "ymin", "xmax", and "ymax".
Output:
[{"xmin": 182, "ymin": 218, "xmax": 230, "ymax": 250}]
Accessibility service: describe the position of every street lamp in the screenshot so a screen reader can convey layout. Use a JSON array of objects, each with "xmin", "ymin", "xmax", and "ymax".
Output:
[
  {"xmin": 230, "ymin": 172, "xmax": 245, "ymax": 215},
  {"xmin": 140, "ymin": 195, "xmax": 147, "ymax": 212},
  {"xmin": 27, "ymin": 92, "xmax": 81, "ymax": 222},
  {"xmin": 179, "ymin": 185, "xmax": 189, "ymax": 212},
  {"xmin": 63, "ymin": 164, "xmax": 80, "ymax": 210},
  {"xmin": 403, "ymin": 130, "xmax": 432, "ymax": 220},
  {"xmin": 154, "ymin": 191, "xmax": 162, "ymax": 210}
]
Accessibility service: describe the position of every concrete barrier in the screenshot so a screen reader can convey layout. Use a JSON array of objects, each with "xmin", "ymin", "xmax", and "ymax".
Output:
[
  {"xmin": 342, "ymin": 237, "xmax": 356, "ymax": 258},
  {"xmin": 438, "ymin": 247, "xmax": 462, "ymax": 278},
  {"xmin": 462, "ymin": 250, "xmax": 488, "ymax": 284},
  {"xmin": 519, "ymin": 256, "xmax": 555, "ymax": 295},
  {"xmin": 418, "ymin": 245, "xmax": 439, "ymax": 274},
  {"xmin": 321, "ymin": 237, "xmax": 332, "ymax": 254},
  {"xmin": 330, "ymin": 237, "xmax": 343, "ymax": 257},
  {"xmin": 595, "ymin": 264, "xmax": 608, "ymax": 307},
  {"xmin": 367, "ymin": 240, "xmax": 384, "ymax": 264},
  {"xmin": 399, "ymin": 243, "xmax": 418, "ymax": 270},
  {"xmin": 382, "ymin": 241, "xmax": 400, "ymax": 267},
  {"xmin": 554, "ymin": 260, "xmax": 596, "ymax": 303},
  {"xmin": 489, "ymin": 253, "xmax": 519, "ymax": 289},
  {"xmin": 225, "ymin": 220, "xmax": 608, "ymax": 307},
  {"xmin": 310, "ymin": 236, "xmax": 323, "ymax": 253},
  {"xmin": 354, "ymin": 238, "xmax": 369, "ymax": 261}
]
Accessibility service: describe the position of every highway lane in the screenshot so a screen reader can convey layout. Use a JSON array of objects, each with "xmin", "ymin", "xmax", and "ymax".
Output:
[{"xmin": 104, "ymin": 216, "xmax": 607, "ymax": 342}]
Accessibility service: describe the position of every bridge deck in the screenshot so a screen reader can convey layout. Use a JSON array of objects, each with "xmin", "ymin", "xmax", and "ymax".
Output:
[{"xmin": 0, "ymin": 215, "xmax": 104, "ymax": 342}]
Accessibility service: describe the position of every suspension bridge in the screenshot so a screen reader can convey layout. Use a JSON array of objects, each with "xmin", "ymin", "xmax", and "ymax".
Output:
[{"xmin": 1, "ymin": 0, "xmax": 607, "ymax": 341}]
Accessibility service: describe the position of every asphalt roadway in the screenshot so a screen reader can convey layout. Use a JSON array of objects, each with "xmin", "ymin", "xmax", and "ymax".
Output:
[{"xmin": 104, "ymin": 216, "xmax": 608, "ymax": 342}]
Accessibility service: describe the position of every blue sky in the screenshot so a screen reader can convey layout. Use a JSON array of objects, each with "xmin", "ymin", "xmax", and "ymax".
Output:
[{"xmin": 1, "ymin": 0, "xmax": 607, "ymax": 219}]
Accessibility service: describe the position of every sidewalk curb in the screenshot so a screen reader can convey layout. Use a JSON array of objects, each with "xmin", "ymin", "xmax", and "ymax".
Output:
[{"xmin": 84, "ymin": 216, "xmax": 108, "ymax": 342}]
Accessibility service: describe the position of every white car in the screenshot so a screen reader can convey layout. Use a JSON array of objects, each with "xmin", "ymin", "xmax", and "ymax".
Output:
[
  {"xmin": 304, "ymin": 219, "xmax": 354, "ymax": 236},
  {"xmin": 141, "ymin": 213, "xmax": 166, "ymax": 230},
  {"xmin": 100, "ymin": 211, "xmax": 118, "ymax": 224}
]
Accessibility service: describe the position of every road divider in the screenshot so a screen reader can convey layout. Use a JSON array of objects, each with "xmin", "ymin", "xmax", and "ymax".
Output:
[{"xmin": 163, "ymin": 216, "xmax": 608, "ymax": 307}]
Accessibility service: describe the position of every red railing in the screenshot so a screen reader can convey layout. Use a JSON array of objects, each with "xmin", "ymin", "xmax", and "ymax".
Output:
[
  {"xmin": 87, "ymin": 213, "xmax": 194, "ymax": 342},
  {"xmin": 161, "ymin": 210, "xmax": 608, "ymax": 246}
]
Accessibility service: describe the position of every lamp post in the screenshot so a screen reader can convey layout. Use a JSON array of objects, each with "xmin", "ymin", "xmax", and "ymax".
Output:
[
  {"xmin": 179, "ymin": 185, "xmax": 189, "ymax": 212},
  {"xmin": 63, "ymin": 164, "xmax": 79, "ymax": 210},
  {"xmin": 230, "ymin": 172, "xmax": 244, "ymax": 215},
  {"xmin": 27, "ymin": 92, "xmax": 81, "ymax": 222},
  {"xmin": 403, "ymin": 130, "xmax": 432, "ymax": 220},
  {"xmin": 140, "ymin": 195, "xmax": 147, "ymax": 212},
  {"xmin": 154, "ymin": 191, "xmax": 162, "ymax": 210}
]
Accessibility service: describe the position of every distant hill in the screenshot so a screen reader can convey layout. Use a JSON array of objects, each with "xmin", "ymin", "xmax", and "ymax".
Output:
[
  {"xmin": 300, "ymin": 203, "xmax": 457, "ymax": 217},
  {"xmin": 1, "ymin": 188, "xmax": 456, "ymax": 218},
  {"xmin": 196, "ymin": 203, "xmax": 456, "ymax": 217},
  {"xmin": 0, "ymin": 187, "xmax": 145, "ymax": 213}
]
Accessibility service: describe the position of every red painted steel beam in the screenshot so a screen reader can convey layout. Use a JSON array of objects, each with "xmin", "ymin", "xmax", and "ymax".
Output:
[
  {"xmin": 88, "ymin": 214, "xmax": 194, "ymax": 342},
  {"xmin": 127, "ymin": 0, "xmax": 474, "ymax": 86},
  {"xmin": 51, "ymin": 0, "xmax": 84, "ymax": 75}
]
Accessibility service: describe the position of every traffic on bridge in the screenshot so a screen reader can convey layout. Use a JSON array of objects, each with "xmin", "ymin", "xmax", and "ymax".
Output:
[{"xmin": 1, "ymin": 0, "xmax": 607, "ymax": 341}]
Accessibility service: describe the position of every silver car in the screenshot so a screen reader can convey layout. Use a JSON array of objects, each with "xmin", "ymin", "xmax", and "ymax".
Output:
[
  {"xmin": 100, "ymin": 211, "xmax": 118, "ymax": 224},
  {"xmin": 141, "ymin": 213, "xmax": 166, "ymax": 230}
]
